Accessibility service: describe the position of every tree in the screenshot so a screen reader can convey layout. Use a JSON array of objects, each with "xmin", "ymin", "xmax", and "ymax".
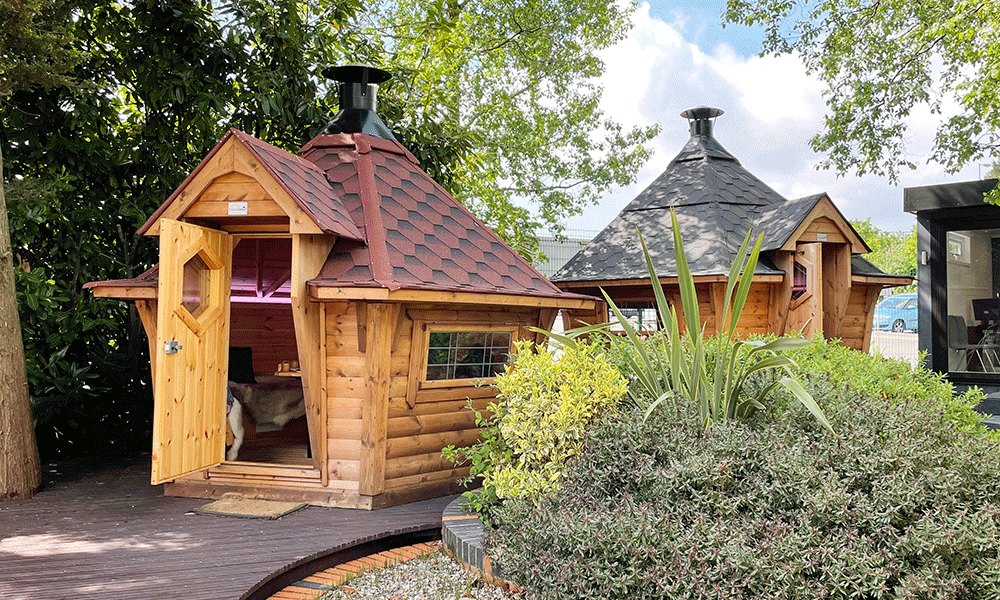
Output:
[
  {"xmin": 0, "ymin": 0, "xmax": 82, "ymax": 499},
  {"xmin": 724, "ymin": 0, "xmax": 1000, "ymax": 198},
  {"xmin": 987, "ymin": 159, "xmax": 1000, "ymax": 179},
  {"xmin": 852, "ymin": 218, "xmax": 917, "ymax": 291},
  {"xmin": 2, "ymin": 0, "xmax": 652, "ymax": 462},
  {"xmin": 351, "ymin": 0, "xmax": 658, "ymax": 256}
]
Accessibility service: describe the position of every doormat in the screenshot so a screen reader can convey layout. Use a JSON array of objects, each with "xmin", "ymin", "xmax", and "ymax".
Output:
[{"xmin": 193, "ymin": 494, "xmax": 308, "ymax": 520}]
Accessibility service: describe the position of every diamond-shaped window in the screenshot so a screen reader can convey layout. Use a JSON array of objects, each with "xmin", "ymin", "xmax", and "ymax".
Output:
[{"xmin": 181, "ymin": 253, "xmax": 211, "ymax": 319}]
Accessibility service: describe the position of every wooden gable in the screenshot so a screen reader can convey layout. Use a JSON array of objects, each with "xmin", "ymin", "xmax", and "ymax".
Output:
[
  {"xmin": 778, "ymin": 195, "xmax": 868, "ymax": 254},
  {"xmin": 142, "ymin": 134, "xmax": 323, "ymax": 236}
]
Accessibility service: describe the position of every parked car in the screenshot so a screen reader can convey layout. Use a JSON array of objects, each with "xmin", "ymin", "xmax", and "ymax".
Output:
[{"xmin": 873, "ymin": 293, "xmax": 918, "ymax": 332}]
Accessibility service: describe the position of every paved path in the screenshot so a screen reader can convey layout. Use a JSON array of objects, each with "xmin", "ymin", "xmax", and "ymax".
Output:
[{"xmin": 0, "ymin": 456, "xmax": 452, "ymax": 600}]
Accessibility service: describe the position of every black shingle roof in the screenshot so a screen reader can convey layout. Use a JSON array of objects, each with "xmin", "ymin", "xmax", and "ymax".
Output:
[{"xmin": 553, "ymin": 109, "xmax": 885, "ymax": 283}]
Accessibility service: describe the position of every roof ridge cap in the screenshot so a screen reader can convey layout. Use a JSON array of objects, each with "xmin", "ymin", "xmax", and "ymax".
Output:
[{"xmin": 354, "ymin": 146, "xmax": 395, "ymax": 289}]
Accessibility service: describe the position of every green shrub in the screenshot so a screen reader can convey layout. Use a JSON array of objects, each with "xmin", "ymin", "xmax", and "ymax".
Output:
[
  {"xmin": 443, "ymin": 340, "xmax": 627, "ymax": 521},
  {"xmin": 553, "ymin": 208, "xmax": 829, "ymax": 433},
  {"xmin": 490, "ymin": 376, "xmax": 1000, "ymax": 599},
  {"xmin": 786, "ymin": 335, "xmax": 990, "ymax": 437}
]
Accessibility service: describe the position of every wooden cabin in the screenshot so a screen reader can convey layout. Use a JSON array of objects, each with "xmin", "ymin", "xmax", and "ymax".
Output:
[
  {"xmin": 86, "ymin": 66, "xmax": 596, "ymax": 509},
  {"xmin": 553, "ymin": 107, "xmax": 910, "ymax": 351}
]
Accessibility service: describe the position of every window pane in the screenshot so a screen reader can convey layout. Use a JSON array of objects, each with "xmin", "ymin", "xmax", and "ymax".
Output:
[
  {"xmin": 946, "ymin": 228, "xmax": 1000, "ymax": 374},
  {"xmin": 425, "ymin": 329, "xmax": 513, "ymax": 381},
  {"xmin": 791, "ymin": 262, "xmax": 807, "ymax": 301}
]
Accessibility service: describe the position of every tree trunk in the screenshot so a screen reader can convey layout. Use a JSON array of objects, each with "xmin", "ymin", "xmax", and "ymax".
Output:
[{"xmin": 0, "ymin": 144, "xmax": 41, "ymax": 500}]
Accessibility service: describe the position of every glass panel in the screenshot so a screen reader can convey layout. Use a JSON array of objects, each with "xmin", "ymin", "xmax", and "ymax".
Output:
[
  {"xmin": 425, "ymin": 329, "xmax": 514, "ymax": 381},
  {"xmin": 946, "ymin": 228, "xmax": 1000, "ymax": 374},
  {"xmin": 182, "ymin": 254, "xmax": 210, "ymax": 317},
  {"xmin": 791, "ymin": 262, "xmax": 807, "ymax": 301}
]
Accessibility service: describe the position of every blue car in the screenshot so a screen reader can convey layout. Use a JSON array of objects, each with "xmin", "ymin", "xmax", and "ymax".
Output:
[{"xmin": 873, "ymin": 293, "xmax": 918, "ymax": 332}]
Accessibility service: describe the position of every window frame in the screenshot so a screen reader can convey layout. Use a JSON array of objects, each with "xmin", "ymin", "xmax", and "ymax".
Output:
[
  {"xmin": 925, "ymin": 213, "xmax": 1000, "ymax": 384},
  {"xmin": 418, "ymin": 323, "xmax": 519, "ymax": 389}
]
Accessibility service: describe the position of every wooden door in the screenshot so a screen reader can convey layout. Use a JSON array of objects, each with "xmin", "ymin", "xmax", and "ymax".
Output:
[
  {"xmin": 786, "ymin": 242, "xmax": 822, "ymax": 337},
  {"xmin": 151, "ymin": 219, "xmax": 233, "ymax": 484}
]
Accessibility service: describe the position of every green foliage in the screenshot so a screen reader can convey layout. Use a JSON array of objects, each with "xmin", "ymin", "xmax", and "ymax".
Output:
[
  {"xmin": 724, "ymin": 0, "xmax": 1000, "ymax": 200},
  {"xmin": 443, "ymin": 340, "xmax": 627, "ymax": 521},
  {"xmin": 0, "ymin": 0, "xmax": 83, "ymax": 95},
  {"xmin": 1, "ymin": 0, "xmax": 653, "ymax": 458},
  {"xmin": 554, "ymin": 208, "xmax": 830, "ymax": 433},
  {"xmin": 850, "ymin": 218, "xmax": 916, "ymax": 290},
  {"xmin": 787, "ymin": 335, "xmax": 990, "ymax": 437},
  {"xmin": 357, "ymin": 0, "xmax": 659, "ymax": 255},
  {"xmin": 491, "ymin": 377, "xmax": 1000, "ymax": 599}
]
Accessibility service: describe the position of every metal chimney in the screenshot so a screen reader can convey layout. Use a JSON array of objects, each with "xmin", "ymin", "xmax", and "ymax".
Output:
[
  {"xmin": 681, "ymin": 106, "xmax": 724, "ymax": 137},
  {"xmin": 321, "ymin": 64, "xmax": 396, "ymax": 140}
]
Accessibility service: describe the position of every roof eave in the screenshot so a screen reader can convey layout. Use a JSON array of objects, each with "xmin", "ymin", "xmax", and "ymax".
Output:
[{"xmin": 307, "ymin": 283, "xmax": 598, "ymax": 308}]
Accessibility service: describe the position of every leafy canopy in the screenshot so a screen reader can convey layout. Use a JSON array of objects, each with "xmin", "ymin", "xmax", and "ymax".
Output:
[
  {"xmin": 850, "ymin": 218, "xmax": 916, "ymax": 289},
  {"xmin": 725, "ymin": 0, "xmax": 1000, "ymax": 197},
  {"xmin": 352, "ymin": 0, "xmax": 658, "ymax": 255}
]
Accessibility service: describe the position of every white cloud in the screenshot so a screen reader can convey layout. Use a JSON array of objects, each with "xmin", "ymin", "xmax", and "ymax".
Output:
[{"xmin": 567, "ymin": 3, "xmax": 982, "ymax": 236}]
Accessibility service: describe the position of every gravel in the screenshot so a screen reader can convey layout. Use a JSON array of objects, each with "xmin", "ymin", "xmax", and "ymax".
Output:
[{"xmin": 317, "ymin": 550, "xmax": 524, "ymax": 600}]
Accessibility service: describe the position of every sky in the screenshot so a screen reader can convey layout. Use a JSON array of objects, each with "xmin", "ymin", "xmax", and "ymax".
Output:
[{"xmin": 563, "ymin": 0, "xmax": 987, "ymax": 236}]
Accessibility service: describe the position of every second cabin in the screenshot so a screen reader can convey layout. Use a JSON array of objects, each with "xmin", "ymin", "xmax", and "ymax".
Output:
[
  {"xmin": 86, "ymin": 65, "xmax": 596, "ymax": 509},
  {"xmin": 553, "ymin": 107, "xmax": 911, "ymax": 350}
]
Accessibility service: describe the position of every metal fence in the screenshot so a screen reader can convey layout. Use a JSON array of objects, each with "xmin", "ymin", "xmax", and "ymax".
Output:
[{"xmin": 869, "ymin": 330, "xmax": 920, "ymax": 367}]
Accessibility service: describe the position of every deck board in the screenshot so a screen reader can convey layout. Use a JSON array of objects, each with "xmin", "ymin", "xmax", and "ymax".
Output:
[{"xmin": 0, "ymin": 457, "xmax": 452, "ymax": 600}]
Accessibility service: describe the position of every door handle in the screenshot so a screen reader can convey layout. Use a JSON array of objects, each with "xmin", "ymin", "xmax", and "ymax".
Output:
[{"xmin": 165, "ymin": 340, "xmax": 183, "ymax": 354}]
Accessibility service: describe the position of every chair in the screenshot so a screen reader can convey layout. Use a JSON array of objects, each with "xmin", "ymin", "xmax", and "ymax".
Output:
[{"xmin": 948, "ymin": 315, "xmax": 990, "ymax": 372}]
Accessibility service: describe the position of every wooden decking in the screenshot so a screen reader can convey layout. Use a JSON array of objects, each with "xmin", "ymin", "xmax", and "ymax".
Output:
[{"xmin": 0, "ymin": 456, "xmax": 453, "ymax": 600}]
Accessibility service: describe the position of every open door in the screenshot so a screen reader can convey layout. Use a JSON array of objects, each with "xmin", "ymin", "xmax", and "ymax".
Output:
[
  {"xmin": 151, "ymin": 219, "xmax": 233, "ymax": 484},
  {"xmin": 787, "ymin": 242, "xmax": 822, "ymax": 338}
]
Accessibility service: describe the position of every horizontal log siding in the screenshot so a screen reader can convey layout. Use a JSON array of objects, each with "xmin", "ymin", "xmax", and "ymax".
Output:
[
  {"xmin": 382, "ymin": 304, "xmax": 536, "ymax": 495},
  {"xmin": 229, "ymin": 303, "xmax": 298, "ymax": 375},
  {"xmin": 696, "ymin": 282, "xmax": 772, "ymax": 336}
]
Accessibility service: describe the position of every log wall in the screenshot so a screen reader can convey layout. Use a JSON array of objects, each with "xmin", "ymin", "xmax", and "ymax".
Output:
[
  {"xmin": 842, "ymin": 283, "xmax": 882, "ymax": 352},
  {"xmin": 380, "ymin": 303, "xmax": 539, "ymax": 503},
  {"xmin": 229, "ymin": 302, "xmax": 298, "ymax": 374},
  {"xmin": 695, "ymin": 282, "xmax": 772, "ymax": 336},
  {"xmin": 324, "ymin": 302, "xmax": 364, "ymax": 494}
]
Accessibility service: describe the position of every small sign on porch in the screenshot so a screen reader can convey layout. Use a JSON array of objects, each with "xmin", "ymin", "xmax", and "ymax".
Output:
[{"xmin": 228, "ymin": 201, "xmax": 249, "ymax": 216}]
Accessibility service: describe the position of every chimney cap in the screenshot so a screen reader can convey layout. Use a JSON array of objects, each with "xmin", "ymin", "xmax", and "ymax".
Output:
[
  {"xmin": 680, "ymin": 106, "xmax": 724, "ymax": 120},
  {"xmin": 321, "ymin": 63, "xmax": 392, "ymax": 85}
]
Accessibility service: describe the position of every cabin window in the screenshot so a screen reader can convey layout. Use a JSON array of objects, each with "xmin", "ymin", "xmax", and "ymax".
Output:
[
  {"xmin": 791, "ymin": 261, "xmax": 808, "ymax": 301},
  {"xmin": 424, "ymin": 327, "xmax": 515, "ymax": 383}
]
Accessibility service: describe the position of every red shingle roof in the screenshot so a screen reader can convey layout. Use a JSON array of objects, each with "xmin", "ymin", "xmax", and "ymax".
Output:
[
  {"xmin": 97, "ymin": 130, "xmax": 586, "ymax": 303},
  {"xmin": 137, "ymin": 130, "xmax": 363, "ymax": 241},
  {"xmin": 300, "ymin": 134, "xmax": 574, "ymax": 299},
  {"xmin": 231, "ymin": 130, "xmax": 362, "ymax": 241}
]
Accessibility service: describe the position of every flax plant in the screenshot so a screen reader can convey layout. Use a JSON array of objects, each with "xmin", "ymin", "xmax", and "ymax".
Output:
[{"xmin": 548, "ymin": 208, "xmax": 833, "ymax": 433}]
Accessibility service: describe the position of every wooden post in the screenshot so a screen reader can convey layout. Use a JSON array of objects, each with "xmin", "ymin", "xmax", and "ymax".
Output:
[
  {"xmin": 533, "ymin": 308, "xmax": 559, "ymax": 346},
  {"xmin": 135, "ymin": 300, "xmax": 158, "ymax": 386},
  {"xmin": 291, "ymin": 234, "xmax": 335, "ymax": 473},
  {"xmin": 768, "ymin": 252, "xmax": 793, "ymax": 335},
  {"xmin": 860, "ymin": 286, "xmax": 882, "ymax": 353},
  {"xmin": 360, "ymin": 302, "xmax": 400, "ymax": 496}
]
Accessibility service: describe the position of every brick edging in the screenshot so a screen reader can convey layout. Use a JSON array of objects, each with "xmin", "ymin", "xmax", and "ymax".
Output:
[{"xmin": 265, "ymin": 542, "xmax": 440, "ymax": 600}]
